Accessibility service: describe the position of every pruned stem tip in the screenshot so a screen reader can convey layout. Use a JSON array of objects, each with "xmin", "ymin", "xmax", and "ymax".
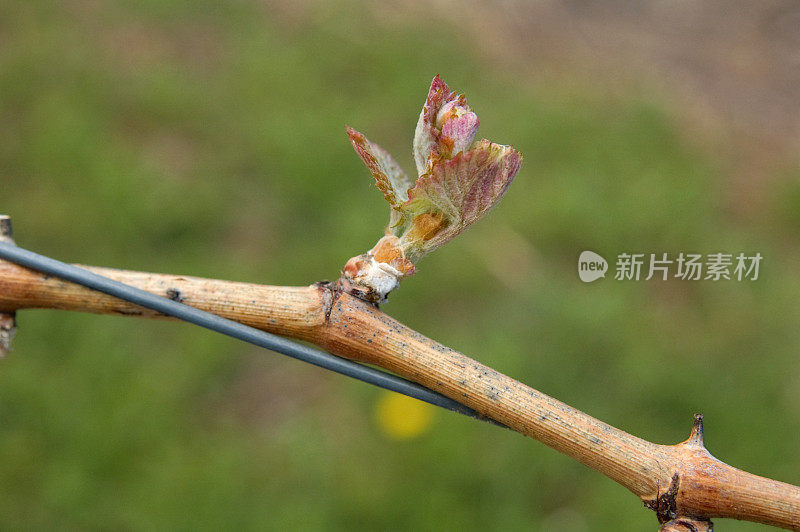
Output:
[{"xmin": 0, "ymin": 215, "xmax": 16, "ymax": 357}]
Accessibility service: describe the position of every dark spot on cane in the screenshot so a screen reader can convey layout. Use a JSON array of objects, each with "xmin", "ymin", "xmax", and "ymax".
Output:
[{"xmin": 166, "ymin": 288, "xmax": 184, "ymax": 303}]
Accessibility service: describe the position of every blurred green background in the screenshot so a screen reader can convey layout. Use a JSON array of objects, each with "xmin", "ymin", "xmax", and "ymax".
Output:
[{"xmin": 2, "ymin": 1, "xmax": 799, "ymax": 530}]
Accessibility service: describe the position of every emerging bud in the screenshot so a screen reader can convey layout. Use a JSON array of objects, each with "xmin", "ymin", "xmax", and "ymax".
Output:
[
  {"xmin": 437, "ymin": 100, "xmax": 479, "ymax": 159},
  {"xmin": 343, "ymin": 76, "xmax": 522, "ymax": 303},
  {"xmin": 413, "ymin": 76, "xmax": 480, "ymax": 175}
]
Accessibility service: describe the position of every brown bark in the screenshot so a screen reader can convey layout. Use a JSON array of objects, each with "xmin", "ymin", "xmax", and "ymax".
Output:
[{"xmin": 0, "ymin": 258, "xmax": 798, "ymax": 529}]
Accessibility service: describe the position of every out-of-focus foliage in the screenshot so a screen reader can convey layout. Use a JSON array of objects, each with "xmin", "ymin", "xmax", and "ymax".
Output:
[{"xmin": 1, "ymin": 1, "xmax": 798, "ymax": 530}]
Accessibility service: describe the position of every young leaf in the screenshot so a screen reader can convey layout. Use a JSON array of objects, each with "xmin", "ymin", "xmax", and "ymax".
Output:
[
  {"xmin": 400, "ymin": 139, "xmax": 522, "ymax": 261},
  {"xmin": 347, "ymin": 126, "xmax": 414, "ymax": 229},
  {"xmin": 347, "ymin": 127, "xmax": 413, "ymax": 206}
]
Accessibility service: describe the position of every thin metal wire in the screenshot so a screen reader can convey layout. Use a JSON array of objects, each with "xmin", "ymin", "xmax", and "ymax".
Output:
[{"xmin": 0, "ymin": 242, "xmax": 504, "ymax": 427}]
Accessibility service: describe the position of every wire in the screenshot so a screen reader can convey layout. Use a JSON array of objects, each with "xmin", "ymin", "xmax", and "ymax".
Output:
[{"xmin": 0, "ymin": 242, "xmax": 504, "ymax": 427}]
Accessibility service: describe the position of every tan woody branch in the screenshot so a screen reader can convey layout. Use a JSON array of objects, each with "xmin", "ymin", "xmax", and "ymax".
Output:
[{"xmin": 0, "ymin": 250, "xmax": 798, "ymax": 529}]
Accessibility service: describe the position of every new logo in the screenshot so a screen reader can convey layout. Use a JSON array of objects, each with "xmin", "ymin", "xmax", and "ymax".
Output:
[{"xmin": 578, "ymin": 251, "xmax": 608, "ymax": 283}]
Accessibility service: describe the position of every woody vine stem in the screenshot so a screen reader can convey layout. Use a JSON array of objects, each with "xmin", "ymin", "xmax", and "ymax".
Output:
[{"xmin": 1, "ymin": 78, "xmax": 799, "ymax": 529}]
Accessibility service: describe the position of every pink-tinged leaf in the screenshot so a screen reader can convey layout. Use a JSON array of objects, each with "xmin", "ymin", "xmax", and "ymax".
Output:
[
  {"xmin": 400, "ymin": 139, "xmax": 522, "ymax": 260},
  {"xmin": 347, "ymin": 126, "xmax": 414, "ymax": 207},
  {"xmin": 423, "ymin": 75, "xmax": 455, "ymax": 125},
  {"xmin": 413, "ymin": 76, "xmax": 454, "ymax": 175}
]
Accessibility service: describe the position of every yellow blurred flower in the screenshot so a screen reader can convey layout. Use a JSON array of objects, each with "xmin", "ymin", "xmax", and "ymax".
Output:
[{"xmin": 374, "ymin": 391, "xmax": 435, "ymax": 440}]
